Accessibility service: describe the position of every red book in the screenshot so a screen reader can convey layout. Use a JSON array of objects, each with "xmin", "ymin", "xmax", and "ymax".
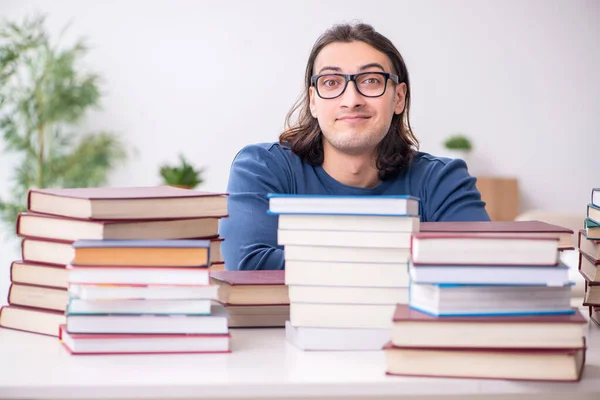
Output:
[
  {"xmin": 421, "ymin": 221, "xmax": 574, "ymax": 250},
  {"xmin": 579, "ymin": 250, "xmax": 600, "ymax": 283},
  {"xmin": 59, "ymin": 325, "xmax": 231, "ymax": 355},
  {"xmin": 410, "ymin": 232, "xmax": 559, "ymax": 266},
  {"xmin": 579, "ymin": 229, "xmax": 600, "ymax": 261},
  {"xmin": 10, "ymin": 260, "xmax": 68, "ymax": 289},
  {"xmin": 27, "ymin": 186, "xmax": 228, "ymax": 220},
  {"xmin": 210, "ymin": 271, "xmax": 289, "ymax": 306}
]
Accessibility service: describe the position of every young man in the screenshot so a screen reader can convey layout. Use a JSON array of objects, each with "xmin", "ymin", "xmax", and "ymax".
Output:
[{"xmin": 219, "ymin": 23, "xmax": 490, "ymax": 271}]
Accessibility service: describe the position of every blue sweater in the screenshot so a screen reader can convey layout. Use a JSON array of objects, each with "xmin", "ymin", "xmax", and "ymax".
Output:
[{"xmin": 219, "ymin": 142, "xmax": 490, "ymax": 270}]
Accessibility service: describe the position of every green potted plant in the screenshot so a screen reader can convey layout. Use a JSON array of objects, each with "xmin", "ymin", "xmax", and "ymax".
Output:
[
  {"xmin": 159, "ymin": 154, "xmax": 204, "ymax": 189},
  {"xmin": 0, "ymin": 14, "xmax": 128, "ymax": 228},
  {"xmin": 443, "ymin": 133, "xmax": 473, "ymax": 161}
]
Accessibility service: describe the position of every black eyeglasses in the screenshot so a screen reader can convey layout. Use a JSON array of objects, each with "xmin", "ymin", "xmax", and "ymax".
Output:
[{"xmin": 311, "ymin": 72, "xmax": 399, "ymax": 99}]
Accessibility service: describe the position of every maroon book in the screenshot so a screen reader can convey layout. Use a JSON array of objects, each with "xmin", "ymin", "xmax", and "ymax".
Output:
[
  {"xmin": 210, "ymin": 270, "xmax": 285, "ymax": 286},
  {"xmin": 421, "ymin": 221, "xmax": 574, "ymax": 249},
  {"xmin": 27, "ymin": 186, "xmax": 228, "ymax": 220}
]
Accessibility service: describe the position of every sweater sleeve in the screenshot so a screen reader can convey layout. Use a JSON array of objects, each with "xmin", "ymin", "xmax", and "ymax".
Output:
[
  {"xmin": 218, "ymin": 144, "xmax": 288, "ymax": 271},
  {"xmin": 421, "ymin": 158, "xmax": 491, "ymax": 222}
]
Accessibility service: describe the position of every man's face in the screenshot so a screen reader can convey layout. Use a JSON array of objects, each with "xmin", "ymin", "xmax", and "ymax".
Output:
[{"xmin": 309, "ymin": 41, "xmax": 407, "ymax": 156}]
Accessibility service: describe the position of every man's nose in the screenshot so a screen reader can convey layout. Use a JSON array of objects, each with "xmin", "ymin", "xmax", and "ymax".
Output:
[{"xmin": 339, "ymin": 80, "xmax": 366, "ymax": 108}]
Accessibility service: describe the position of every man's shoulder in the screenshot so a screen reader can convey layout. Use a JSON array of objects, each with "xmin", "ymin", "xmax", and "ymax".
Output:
[
  {"xmin": 410, "ymin": 151, "xmax": 454, "ymax": 173},
  {"xmin": 236, "ymin": 141, "xmax": 294, "ymax": 160},
  {"xmin": 232, "ymin": 141, "xmax": 304, "ymax": 173}
]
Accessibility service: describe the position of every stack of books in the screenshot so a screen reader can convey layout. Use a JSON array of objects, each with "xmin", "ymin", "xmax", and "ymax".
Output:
[
  {"xmin": 60, "ymin": 239, "xmax": 229, "ymax": 355},
  {"xmin": 384, "ymin": 222, "xmax": 587, "ymax": 381},
  {"xmin": 580, "ymin": 187, "xmax": 600, "ymax": 327},
  {"xmin": 268, "ymin": 194, "xmax": 419, "ymax": 350},
  {"xmin": 210, "ymin": 270, "xmax": 289, "ymax": 327},
  {"xmin": 0, "ymin": 186, "xmax": 228, "ymax": 337}
]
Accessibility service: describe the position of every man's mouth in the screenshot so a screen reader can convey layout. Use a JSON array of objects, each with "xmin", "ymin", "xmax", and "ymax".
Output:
[{"xmin": 337, "ymin": 115, "xmax": 371, "ymax": 122}]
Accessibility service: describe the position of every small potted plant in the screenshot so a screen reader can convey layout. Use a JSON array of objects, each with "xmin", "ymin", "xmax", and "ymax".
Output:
[
  {"xmin": 443, "ymin": 133, "xmax": 473, "ymax": 161},
  {"xmin": 159, "ymin": 154, "xmax": 204, "ymax": 189}
]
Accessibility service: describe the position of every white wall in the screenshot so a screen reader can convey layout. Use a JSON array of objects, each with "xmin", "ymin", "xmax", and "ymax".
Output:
[{"xmin": 1, "ymin": 0, "xmax": 599, "ymax": 303}]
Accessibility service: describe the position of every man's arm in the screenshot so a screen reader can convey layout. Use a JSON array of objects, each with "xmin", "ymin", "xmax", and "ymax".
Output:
[
  {"xmin": 421, "ymin": 158, "xmax": 491, "ymax": 222},
  {"xmin": 219, "ymin": 144, "xmax": 288, "ymax": 270}
]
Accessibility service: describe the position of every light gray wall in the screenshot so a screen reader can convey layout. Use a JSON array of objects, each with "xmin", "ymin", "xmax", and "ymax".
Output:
[{"xmin": 1, "ymin": 0, "xmax": 599, "ymax": 304}]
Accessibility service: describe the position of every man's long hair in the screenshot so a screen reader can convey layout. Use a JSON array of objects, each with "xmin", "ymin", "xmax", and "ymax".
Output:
[{"xmin": 279, "ymin": 23, "xmax": 419, "ymax": 181}]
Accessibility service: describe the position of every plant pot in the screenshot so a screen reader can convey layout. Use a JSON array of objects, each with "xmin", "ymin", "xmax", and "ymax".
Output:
[
  {"xmin": 169, "ymin": 184, "xmax": 193, "ymax": 190},
  {"xmin": 443, "ymin": 149, "xmax": 470, "ymax": 162}
]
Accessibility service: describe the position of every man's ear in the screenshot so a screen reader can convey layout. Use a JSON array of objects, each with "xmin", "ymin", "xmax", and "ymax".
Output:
[
  {"xmin": 309, "ymin": 87, "xmax": 317, "ymax": 118},
  {"xmin": 394, "ymin": 82, "xmax": 407, "ymax": 115}
]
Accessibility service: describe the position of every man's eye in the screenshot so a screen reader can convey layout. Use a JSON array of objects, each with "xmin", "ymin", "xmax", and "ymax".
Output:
[{"xmin": 362, "ymin": 77, "xmax": 380, "ymax": 85}]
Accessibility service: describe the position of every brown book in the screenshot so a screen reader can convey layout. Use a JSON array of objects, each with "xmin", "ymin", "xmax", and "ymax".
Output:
[
  {"xmin": 210, "ymin": 270, "xmax": 289, "ymax": 305},
  {"xmin": 227, "ymin": 305, "xmax": 290, "ymax": 328},
  {"xmin": 384, "ymin": 341, "xmax": 586, "ymax": 381},
  {"xmin": 10, "ymin": 261, "xmax": 68, "ymax": 289},
  {"xmin": 7, "ymin": 283, "xmax": 68, "ymax": 312},
  {"xmin": 210, "ymin": 237, "xmax": 224, "ymax": 263},
  {"xmin": 579, "ymin": 251, "xmax": 600, "ymax": 283},
  {"xmin": 591, "ymin": 306, "xmax": 600, "ymax": 328},
  {"xmin": 579, "ymin": 229, "xmax": 600, "ymax": 261},
  {"xmin": 421, "ymin": 221, "xmax": 574, "ymax": 250},
  {"xmin": 72, "ymin": 239, "xmax": 210, "ymax": 267},
  {"xmin": 583, "ymin": 280, "xmax": 600, "ymax": 306},
  {"xmin": 21, "ymin": 236, "xmax": 222, "ymax": 267},
  {"xmin": 0, "ymin": 305, "xmax": 66, "ymax": 337},
  {"xmin": 17, "ymin": 212, "xmax": 222, "ymax": 242},
  {"xmin": 27, "ymin": 186, "xmax": 228, "ymax": 220},
  {"xmin": 391, "ymin": 304, "xmax": 585, "ymax": 349}
]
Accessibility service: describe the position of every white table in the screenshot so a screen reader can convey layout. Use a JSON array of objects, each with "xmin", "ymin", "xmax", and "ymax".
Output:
[{"xmin": 1, "ymin": 324, "xmax": 600, "ymax": 400}]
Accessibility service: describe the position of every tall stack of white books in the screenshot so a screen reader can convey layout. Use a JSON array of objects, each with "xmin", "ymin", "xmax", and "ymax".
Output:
[{"xmin": 268, "ymin": 194, "xmax": 419, "ymax": 350}]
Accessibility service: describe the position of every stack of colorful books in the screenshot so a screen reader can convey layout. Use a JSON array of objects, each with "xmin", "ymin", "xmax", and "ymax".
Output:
[
  {"xmin": 60, "ymin": 239, "xmax": 229, "ymax": 355},
  {"xmin": 268, "ymin": 194, "xmax": 419, "ymax": 350},
  {"xmin": 384, "ymin": 222, "xmax": 586, "ymax": 381},
  {"xmin": 580, "ymin": 187, "xmax": 600, "ymax": 326},
  {"xmin": 211, "ymin": 270, "xmax": 289, "ymax": 327},
  {"xmin": 0, "ymin": 186, "xmax": 228, "ymax": 337}
]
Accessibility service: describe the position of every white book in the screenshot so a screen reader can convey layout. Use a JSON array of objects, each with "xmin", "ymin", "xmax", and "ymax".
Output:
[
  {"xmin": 289, "ymin": 285, "xmax": 408, "ymax": 305},
  {"xmin": 411, "ymin": 234, "xmax": 559, "ymax": 266},
  {"xmin": 409, "ymin": 283, "xmax": 573, "ymax": 317},
  {"xmin": 409, "ymin": 262, "xmax": 570, "ymax": 286},
  {"xmin": 277, "ymin": 214, "xmax": 419, "ymax": 232},
  {"xmin": 284, "ymin": 245, "xmax": 410, "ymax": 263},
  {"xmin": 268, "ymin": 194, "xmax": 419, "ymax": 216},
  {"xmin": 67, "ymin": 299, "xmax": 213, "ymax": 315},
  {"xmin": 278, "ymin": 229, "xmax": 411, "ymax": 248},
  {"xmin": 66, "ymin": 306, "xmax": 229, "ymax": 334},
  {"xmin": 69, "ymin": 284, "xmax": 219, "ymax": 300},
  {"xmin": 290, "ymin": 303, "xmax": 395, "ymax": 329},
  {"xmin": 285, "ymin": 260, "xmax": 409, "ymax": 287},
  {"xmin": 285, "ymin": 321, "xmax": 390, "ymax": 351},
  {"xmin": 67, "ymin": 266, "xmax": 210, "ymax": 285}
]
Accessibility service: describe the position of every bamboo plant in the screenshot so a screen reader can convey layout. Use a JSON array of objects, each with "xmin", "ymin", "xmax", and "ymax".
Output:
[{"xmin": 0, "ymin": 14, "xmax": 127, "ymax": 228}]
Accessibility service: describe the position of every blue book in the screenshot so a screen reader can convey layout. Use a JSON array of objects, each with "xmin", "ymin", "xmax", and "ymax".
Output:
[
  {"xmin": 408, "ymin": 282, "xmax": 575, "ymax": 317},
  {"xmin": 267, "ymin": 194, "xmax": 420, "ymax": 216},
  {"xmin": 585, "ymin": 217, "xmax": 600, "ymax": 240},
  {"xmin": 587, "ymin": 203, "xmax": 600, "ymax": 225}
]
